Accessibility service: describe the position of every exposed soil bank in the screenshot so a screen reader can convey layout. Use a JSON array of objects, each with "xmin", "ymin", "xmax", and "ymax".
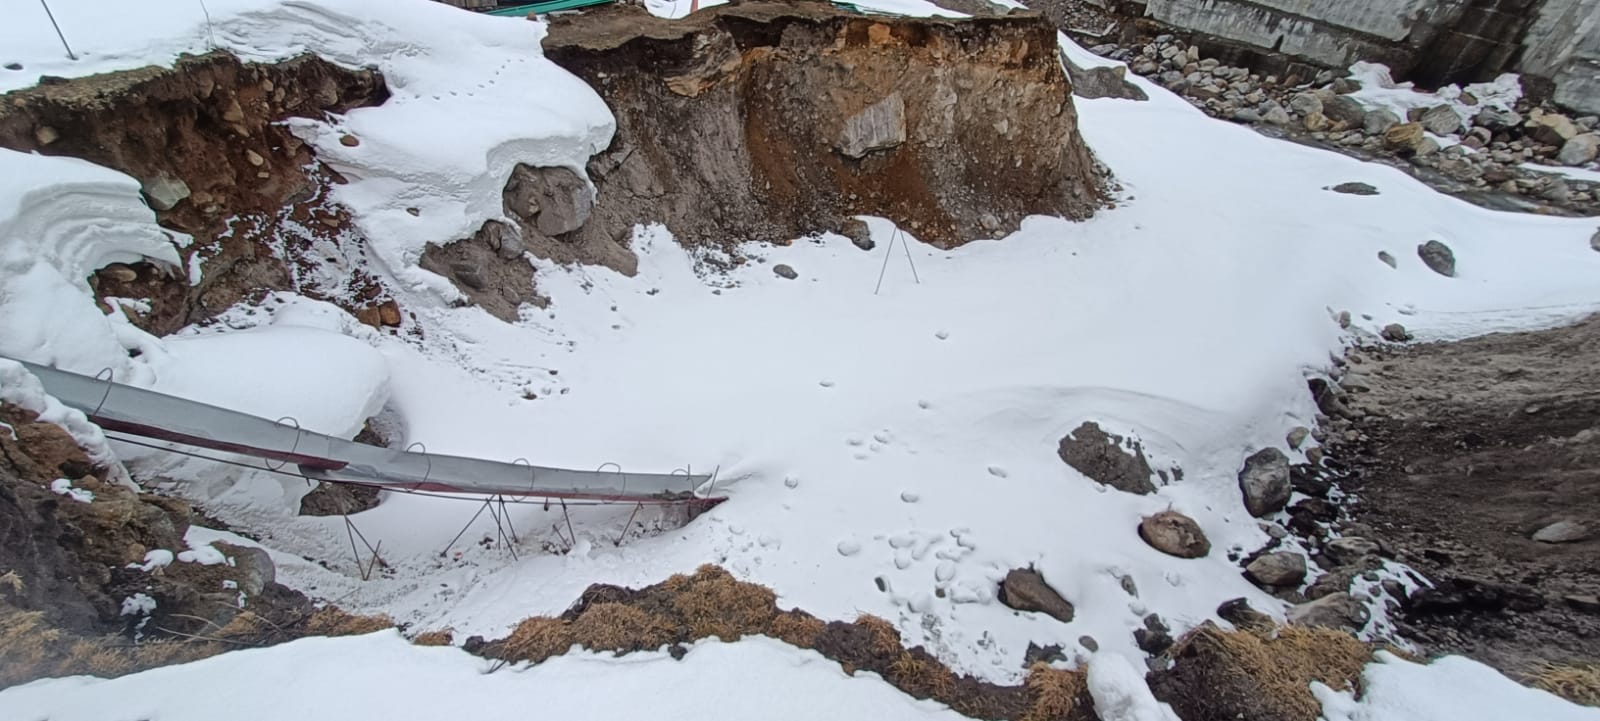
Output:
[
  {"xmin": 1333, "ymin": 314, "xmax": 1600, "ymax": 674},
  {"xmin": 543, "ymin": 1, "xmax": 1107, "ymax": 251}
]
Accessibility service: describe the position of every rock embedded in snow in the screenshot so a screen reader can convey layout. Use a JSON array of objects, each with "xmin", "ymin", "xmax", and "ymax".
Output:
[
  {"xmin": 837, "ymin": 93, "xmax": 908, "ymax": 159},
  {"xmin": 1237, "ymin": 448, "xmax": 1291, "ymax": 517},
  {"xmin": 1591, "ymin": 227, "xmax": 1600, "ymax": 253},
  {"xmin": 1378, "ymin": 250, "xmax": 1397, "ymax": 268},
  {"xmin": 1288, "ymin": 591, "xmax": 1370, "ymax": 632},
  {"xmin": 998, "ymin": 568, "xmax": 1075, "ymax": 623},
  {"xmin": 840, "ymin": 218, "xmax": 874, "ymax": 251},
  {"xmin": 836, "ymin": 540, "xmax": 862, "ymax": 557},
  {"xmin": 772, "ymin": 264, "xmax": 798, "ymax": 280},
  {"xmin": 1381, "ymin": 323, "xmax": 1411, "ymax": 342},
  {"xmin": 1558, "ymin": 134, "xmax": 1599, "ymax": 166},
  {"xmin": 1532, "ymin": 520, "xmax": 1592, "ymax": 543},
  {"xmin": 1138, "ymin": 510, "xmax": 1211, "ymax": 558},
  {"xmin": 1057, "ymin": 421, "xmax": 1157, "ymax": 495},
  {"xmin": 1329, "ymin": 182, "xmax": 1378, "ymax": 195},
  {"xmin": 1418, "ymin": 105, "xmax": 1462, "ymax": 136},
  {"xmin": 1245, "ymin": 551, "xmax": 1307, "ymax": 587},
  {"xmin": 503, "ymin": 165, "xmax": 593, "ymax": 237},
  {"xmin": 1062, "ymin": 56, "xmax": 1148, "ymax": 101},
  {"xmin": 1417, "ymin": 239, "xmax": 1457, "ymax": 277},
  {"xmin": 1286, "ymin": 426, "xmax": 1310, "ymax": 450}
]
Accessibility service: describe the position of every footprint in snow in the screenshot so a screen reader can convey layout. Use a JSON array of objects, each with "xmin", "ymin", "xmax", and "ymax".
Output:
[
  {"xmin": 846, "ymin": 436, "xmax": 865, "ymax": 446},
  {"xmin": 900, "ymin": 491, "xmax": 920, "ymax": 503},
  {"xmin": 837, "ymin": 540, "xmax": 862, "ymax": 556},
  {"xmin": 917, "ymin": 400, "xmax": 931, "ymax": 410},
  {"xmin": 987, "ymin": 466, "xmax": 1008, "ymax": 478},
  {"xmin": 819, "ymin": 380, "xmax": 836, "ymax": 388},
  {"xmin": 935, "ymin": 330, "xmax": 949, "ymax": 340},
  {"xmin": 784, "ymin": 476, "xmax": 799, "ymax": 489},
  {"xmin": 873, "ymin": 431, "xmax": 892, "ymax": 444}
]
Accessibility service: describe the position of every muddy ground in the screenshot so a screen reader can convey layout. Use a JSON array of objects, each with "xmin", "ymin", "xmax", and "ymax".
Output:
[{"xmin": 1335, "ymin": 314, "xmax": 1600, "ymax": 674}]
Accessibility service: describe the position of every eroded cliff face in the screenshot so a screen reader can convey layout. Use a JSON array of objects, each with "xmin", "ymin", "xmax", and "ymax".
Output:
[
  {"xmin": 543, "ymin": 2, "xmax": 1107, "ymax": 251},
  {"xmin": 0, "ymin": 52, "xmax": 391, "ymax": 335}
]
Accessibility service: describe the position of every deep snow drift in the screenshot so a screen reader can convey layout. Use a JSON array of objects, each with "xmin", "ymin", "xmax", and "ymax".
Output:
[{"xmin": 2, "ymin": 0, "xmax": 1600, "ymax": 718}]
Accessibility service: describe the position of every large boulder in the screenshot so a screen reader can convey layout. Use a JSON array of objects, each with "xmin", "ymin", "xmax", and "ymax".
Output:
[
  {"xmin": 1062, "ymin": 54, "xmax": 1148, "ymax": 101},
  {"xmin": 1288, "ymin": 592, "xmax": 1371, "ymax": 632},
  {"xmin": 1527, "ymin": 112, "xmax": 1579, "ymax": 147},
  {"xmin": 1244, "ymin": 551, "xmax": 1307, "ymax": 587},
  {"xmin": 999, "ymin": 568, "xmax": 1075, "ymax": 622},
  {"xmin": 1382, "ymin": 122, "xmax": 1427, "ymax": 153},
  {"xmin": 1418, "ymin": 105, "xmax": 1461, "ymax": 136},
  {"xmin": 1057, "ymin": 421, "xmax": 1156, "ymax": 494},
  {"xmin": 1361, "ymin": 109, "xmax": 1400, "ymax": 135},
  {"xmin": 1417, "ymin": 239, "xmax": 1456, "ymax": 277},
  {"xmin": 1559, "ymin": 134, "xmax": 1599, "ymax": 166},
  {"xmin": 1237, "ymin": 448, "xmax": 1291, "ymax": 517},
  {"xmin": 1139, "ymin": 511, "xmax": 1211, "ymax": 558},
  {"xmin": 1321, "ymin": 95, "xmax": 1366, "ymax": 127},
  {"xmin": 836, "ymin": 93, "xmax": 908, "ymax": 159},
  {"xmin": 1474, "ymin": 106, "xmax": 1522, "ymax": 130},
  {"xmin": 503, "ymin": 164, "xmax": 594, "ymax": 237}
]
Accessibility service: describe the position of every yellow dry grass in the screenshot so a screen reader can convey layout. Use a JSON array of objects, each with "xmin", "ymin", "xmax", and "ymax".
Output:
[
  {"xmin": 498, "ymin": 616, "xmax": 573, "ymax": 664},
  {"xmin": 888, "ymin": 651, "xmax": 957, "ymax": 699},
  {"xmin": 667, "ymin": 565, "xmax": 777, "ymax": 640},
  {"xmin": 1200, "ymin": 624, "xmax": 1373, "ymax": 721},
  {"xmin": 1528, "ymin": 662, "xmax": 1600, "ymax": 707},
  {"xmin": 568, "ymin": 602, "xmax": 674, "ymax": 653},
  {"xmin": 1022, "ymin": 662, "xmax": 1088, "ymax": 721},
  {"xmin": 304, "ymin": 606, "xmax": 395, "ymax": 637},
  {"xmin": 411, "ymin": 629, "xmax": 455, "ymax": 647},
  {"xmin": 855, "ymin": 614, "xmax": 904, "ymax": 656},
  {"xmin": 768, "ymin": 612, "xmax": 825, "ymax": 648},
  {"xmin": 0, "ymin": 606, "xmax": 222, "ymax": 689}
]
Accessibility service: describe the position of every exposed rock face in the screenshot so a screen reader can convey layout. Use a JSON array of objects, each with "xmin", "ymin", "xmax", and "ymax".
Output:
[
  {"xmin": 1237, "ymin": 448, "xmax": 1291, "ymax": 517},
  {"xmin": 543, "ymin": 2, "xmax": 1105, "ymax": 251},
  {"xmin": 0, "ymin": 52, "xmax": 390, "ymax": 336},
  {"xmin": 1139, "ymin": 511, "xmax": 1211, "ymax": 558},
  {"xmin": 419, "ymin": 219, "xmax": 547, "ymax": 322},
  {"xmin": 1057, "ymin": 421, "xmax": 1157, "ymax": 494},
  {"xmin": 998, "ymin": 567, "xmax": 1075, "ymax": 622}
]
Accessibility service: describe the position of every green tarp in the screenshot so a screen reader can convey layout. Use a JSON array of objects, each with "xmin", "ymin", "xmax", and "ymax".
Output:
[{"xmin": 482, "ymin": 0, "xmax": 613, "ymax": 17}]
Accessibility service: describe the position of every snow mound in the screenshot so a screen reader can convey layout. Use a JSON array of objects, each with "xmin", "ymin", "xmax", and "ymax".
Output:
[
  {"xmin": 0, "ymin": 359, "xmax": 126, "ymax": 482},
  {"xmin": 1315, "ymin": 650, "xmax": 1600, "ymax": 721},
  {"xmin": 1344, "ymin": 61, "xmax": 1522, "ymax": 133},
  {"xmin": 0, "ymin": 633, "xmax": 970, "ymax": 721}
]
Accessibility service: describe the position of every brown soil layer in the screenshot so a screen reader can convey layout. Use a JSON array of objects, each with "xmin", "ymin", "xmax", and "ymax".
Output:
[
  {"xmin": 543, "ymin": 0, "xmax": 1107, "ymax": 251},
  {"xmin": 1335, "ymin": 314, "xmax": 1600, "ymax": 673}
]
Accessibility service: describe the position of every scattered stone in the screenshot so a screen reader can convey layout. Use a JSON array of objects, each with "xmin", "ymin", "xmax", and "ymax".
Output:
[
  {"xmin": 1287, "ymin": 93, "xmax": 1322, "ymax": 117},
  {"xmin": 1417, "ymin": 239, "xmax": 1456, "ymax": 277},
  {"xmin": 1232, "ymin": 108, "xmax": 1262, "ymax": 123},
  {"xmin": 1139, "ymin": 511, "xmax": 1211, "ymax": 558},
  {"xmin": 1078, "ymin": 635, "xmax": 1099, "ymax": 653},
  {"xmin": 1329, "ymin": 182, "xmax": 1378, "ymax": 195},
  {"xmin": 1377, "ymin": 250, "xmax": 1396, "ymax": 268},
  {"xmin": 1237, "ymin": 448, "xmax": 1291, "ymax": 517},
  {"xmin": 1244, "ymin": 552, "xmax": 1307, "ymax": 587},
  {"xmin": 1527, "ymin": 112, "xmax": 1579, "ymax": 147},
  {"xmin": 837, "ymin": 93, "xmax": 907, "ymax": 159},
  {"xmin": 299, "ymin": 482, "xmax": 381, "ymax": 516},
  {"xmin": 1063, "ymin": 56, "xmax": 1148, "ymax": 101},
  {"xmin": 1418, "ymin": 105, "xmax": 1462, "ymax": 136},
  {"xmin": 1381, "ymin": 323, "xmax": 1411, "ymax": 342},
  {"xmin": 1286, "ymin": 426, "xmax": 1310, "ymax": 450},
  {"xmin": 1263, "ymin": 105, "xmax": 1291, "ymax": 125},
  {"xmin": 97, "ymin": 264, "xmax": 139, "ymax": 283},
  {"xmin": 339, "ymin": 134, "xmax": 360, "ymax": 147},
  {"xmin": 1591, "ymin": 228, "xmax": 1600, "ymax": 253},
  {"xmin": 1566, "ymin": 595, "xmax": 1600, "ymax": 614},
  {"xmin": 245, "ymin": 149, "xmax": 265, "ymax": 167},
  {"xmin": 34, "ymin": 125, "xmax": 59, "ymax": 145},
  {"xmin": 1321, "ymin": 95, "xmax": 1366, "ymax": 127},
  {"xmin": 1474, "ymin": 106, "xmax": 1522, "ymax": 130},
  {"xmin": 1383, "ymin": 122, "xmax": 1426, "ymax": 153},
  {"xmin": 841, "ymin": 217, "xmax": 874, "ymax": 251},
  {"xmin": 1330, "ymin": 77, "xmax": 1361, "ymax": 94},
  {"xmin": 1025, "ymin": 642, "xmax": 1068, "ymax": 665},
  {"xmin": 141, "ymin": 174, "xmax": 192, "ymax": 211},
  {"xmin": 1302, "ymin": 112, "xmax": 1330, "ymax": 132},
  {"xmin": 1216, "ymin": 598, "xmax": 1274, "ymax": 630},
  {"xmin": 1134, "ymin": 614, "xmax": 1174, "ymax": 655},
  {"xmin": 1323, "ymin": 536, "xmax": 1380, "ymax": 566},
  {"xmin": 1289, "ymin": 591, "xmax": 1370, "ymax": 631},
  {"xmin": 772, "ymin": 264, "xmax": 798, "ymax": 280},
  {"xmin": 1532, "ymin": 520, "xmax": 1592, "ymax": 543},
  {"xmin": 1559, "ymin": 134, "xmax": 1599, "ymax": 166},
  {"xmin": 1057, "ymin": 421, "xmax": 1156, "ymax": 494},
  {"xmin": 1362, "ymin": 109, "xmax": 1400, "ymax": 135},
  {"xmin": 999, "ymin": 568, "xmax": 1075, "ymax": 623}
]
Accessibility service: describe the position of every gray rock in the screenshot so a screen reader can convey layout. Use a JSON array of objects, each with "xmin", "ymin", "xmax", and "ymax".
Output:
[
  {"xmin": 1331, "ymin": 77, "xmax": 1361, "ymax": 94},
  {"xmin": 1362, "ymin": 109, "xmax": 1401, "ymax": 135},
  {"xmin": 141, "ymin": 174, "xmax": 191, "ymax": 211},
  {"xmin": 1413, "ymin": 136, "xmax": 1441, "ymax": 157},
  {"xmin": 299, "ymin": 481, "xmax": 381, "ymax": 517},
  {"xmin": 450, "ymin": 263, "xmax": 487, "ymax": 291},
  {"xmin": 1591, "ymin": 227, "xmax": 1600, "ymax": 253},
  {"xmin": 999, "ymin": 568, "xmax": 1074, "ymax": 622},
  {"xmin": 1330, "ymin": 182, "xmax": 1379, "ymax": 195},
  {"xmin": 504, "ymin": 165, "xmax": 593, "ymax": 237},
  {"xmin": 1566, "ymin": 595, "xmax": 1600, "ymax": 614},
  {"xmin": 842, "ymin": 217, "xmax": 874, "ymax": 251},
  {"xmin": 1322, "ymin": 95, "xmax": 1366, "ymax": 127},
  {"xmin": 1139, "ymin": 511, "xmax": 1211, "ymax": 558},
  {"xmin": 1289, "ymin": 591, "xmax": 1371, "ymax": 631},
  {"xmin": 1058, "ymin": 421, "xmax": 1156, "ymax": 494},
  {"xmin": 1286, "ymin": 426, "xmax": 1310, "ymax": 450},
  {"xmin": 1323, "ymin": 536, "xmax": 1380, "ymax": 566},
  {"xmin": 1378, "ymin": 250, "xmax": 1397, "ymax": 268},
  {"xmin": 1419, "ymin": 105, "xmax": 1462, "ymax": 136},
  {"xmin": 1232, "ymin": 108, "xmax": 1262, "ymax": 123},
  {"xmin": 1078, "ymin": 635, "xmax": 1100, "ymax": 652},
  {"xmin": 1533, "ymin": 520, "xmax": 1593, "ymax": 543},
  {"xmin": 1384, "ymin": 122, "xmax": 1426, "ymax": 152},
  {"xmin": 496, "ymin": 233, "xmax": 526, "ymax": 261},
  {"xmin": 1063, "ymin": 55, "xmax": 1148, "ymax": 101},
  {"xmin": 837, "ymin": 93, "xmax": 907, "ymax": 159},
  {"xmin": 1474, "ymin": 106, "xmax": 1522, "ymax": 130},
  {"xmin": 1237, "ymin": 448, "xmax": 1291, "ymax": 517},
  {"xmin": 214, "ymin": 543, "xmax": 275, "ymax": 597},
  {"xmin": 1527, "ymin": 112, "xmax": 1579, "ymax": 147},
  {"xmin": 772, "ymin": 264, "xmax": 798, "ymax": 280},
  {"xmin": 1288, "ymin": 93, "xmax": 1322, "ymax": 118},
  {"xmin": 1245, "ymin": 551, "xmax": 1307, "ymax": 587},
  {"xmin": 1417, "ymin": 239, "xmax": 1456, "ymax": 277},
  {"xmin": 1263, "ymin": 105, "xmax": 1292, "ymax": 125},
  {"xmin": 1302, "ymin": 112, "xmax": 1331, "ymax": 132},
  {"xmin": 1381, "ymin": 323, "xmax": 1411, "ymax": 342},
  {"xmin": 98, "ymin": 263, "xmax": 139, "ymax": 283},
  {"xmin": 1558, "ymin": 134, "xmax": 1599, "ymax": 166}
]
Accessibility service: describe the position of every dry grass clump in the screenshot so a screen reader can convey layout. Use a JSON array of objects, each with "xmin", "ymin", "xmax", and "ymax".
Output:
[
  {"xmin": 856, "ymin": 614, "xmax": 904, "ymax": 655},
  {"xmin": 667, "ymin": 564, "xmax": 777, "ymax": 640},
  {"xmin": 1022, "ymin": 662, "xmax": 1088, "ymax": 721},
  {"xmin": 0, "ymin": 606, "xmax": 222, "ymax": 689},
  {"xmin": 889, "ymin": 651, "xmax": 957, "ymax": 699},
  {"xmin": 411, "ymin": 628, "xmax": 455, "ymax": 647},
  {"xmin": 497, "ymin": 616, "xmax": 574, "ymax": 663},
  {"xmin": 1527, "ymin": 662, "xmax": 1600, "ymax": 707},
  {"xmin": 304, "ymin": 606, "xmax": 395, "ymax": 637},
  {"xmin": 568, "ymin": 602, "xmax": 674, "ymax": 653},
  {"xmin": 1192, "ymin": 623, "xmax": 1372, "ymax": 721},
  {"xmin": 768, "ymin": 611, "xmax": 825, "ymax": 647}
]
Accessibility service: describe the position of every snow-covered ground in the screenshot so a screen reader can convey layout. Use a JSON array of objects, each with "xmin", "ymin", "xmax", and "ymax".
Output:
[{"xmin": 3, "ymin": 0, "xmax": 1600, "ymax": 718}]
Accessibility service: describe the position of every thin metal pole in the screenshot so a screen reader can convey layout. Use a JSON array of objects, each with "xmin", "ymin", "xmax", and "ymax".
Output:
[
  {"xmin": 898, "ymin": 228, "xmax": 921, "ymax": 284},
  {"xmin": 38, "ymin": 0, "xmax": 77, "ymax": 60},
  {"xmin": 439, "ymin": 499, "xmax": 492, "ymax": 558},
  {"xmin": 198, "ymin": 0, "xmax": 217, "ymax": 50},
  {"xmin": 874, "ymin": 229, "xmax": 896, "ymax": 295}
]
